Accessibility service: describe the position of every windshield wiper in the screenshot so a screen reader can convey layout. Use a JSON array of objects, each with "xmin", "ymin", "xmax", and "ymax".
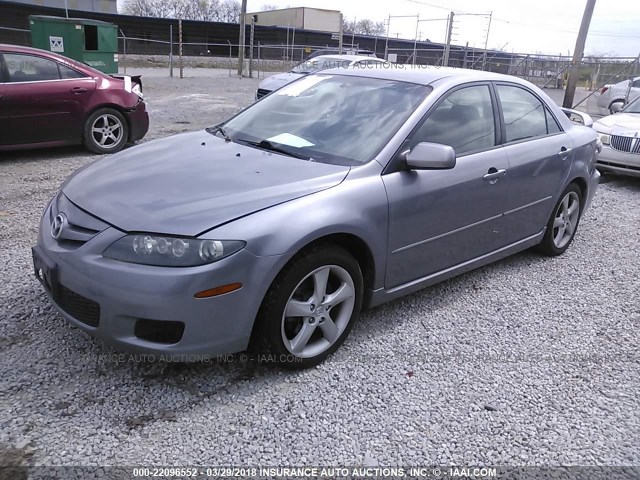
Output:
[
  {"xmin": 236, "ymin": 139, "xmax": 311, "ymax": 160},
  {"xmin": 210, "ymin": 125, "xmax": 232, "ymax": 142}
]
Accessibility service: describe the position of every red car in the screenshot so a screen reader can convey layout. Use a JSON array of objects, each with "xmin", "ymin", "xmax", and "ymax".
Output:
[{"xmin": 0, "ymin": 44, "xmax": 148, "ymax": 153}]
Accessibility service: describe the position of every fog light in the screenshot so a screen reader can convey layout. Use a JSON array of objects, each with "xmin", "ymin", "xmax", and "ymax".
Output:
[{"xmin": 194, "ymin": 283, "xmax": 242, "ymax": 298}]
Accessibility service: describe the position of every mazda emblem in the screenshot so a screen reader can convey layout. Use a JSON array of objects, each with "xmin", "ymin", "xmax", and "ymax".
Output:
[{"xmin": 51, "ymin": 213, "xmax": 67, "ymax": 240}]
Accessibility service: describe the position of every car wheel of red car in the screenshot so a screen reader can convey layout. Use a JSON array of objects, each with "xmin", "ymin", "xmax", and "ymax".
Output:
[{"xmin": 84, "ymin": 108, "xmax": 129, "ymax": 154}]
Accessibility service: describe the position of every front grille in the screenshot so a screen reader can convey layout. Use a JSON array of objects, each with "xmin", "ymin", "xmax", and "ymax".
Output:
[
  {"xmin": 256, "ymin": 88, "xmax": 270, "ymax": 99},
  {"xmin": 50, "ymin": 194, "xmax": 107, "ymax": 248},
  {"xmin": 134, "ymin": 319, "xmax": 185, "ymax": 344},
  {"xmin": 57, "ymin": 284, "xmax": 101, "ymax": 328},
  {"xmin": 610, "ymin": 135, "xmax": 640, "ymax": 154}
]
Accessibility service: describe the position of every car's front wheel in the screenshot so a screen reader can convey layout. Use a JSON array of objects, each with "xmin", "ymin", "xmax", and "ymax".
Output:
[
  {"xmin": 257, "ymin": 244, "xmax": 363, "ymax": 369},
  {"xmin": 83, "ymin": 108, "xmax": 129, "ymax": 154},
  {"xmin": 536, "ymin": 184, "xmax": 582, "ymax": 256}
]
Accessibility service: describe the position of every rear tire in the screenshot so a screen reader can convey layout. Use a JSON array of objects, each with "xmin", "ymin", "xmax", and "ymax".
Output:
[
  {"xmin": 255, "ymin": 244, "xmax": 363, "ymax": 369},
  {"xmin": 83, "ymin": 108, "xmax": 128, "ymax": 154},
  {"xmin": 536, "ymin": 184, "xmax": 582, "ymax": 256}
]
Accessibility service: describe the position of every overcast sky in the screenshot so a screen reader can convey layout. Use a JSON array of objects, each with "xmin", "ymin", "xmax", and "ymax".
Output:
[
  {"xmin": 115, "ymin": 0, "xmax": 640, "ymax": 56},
  {"xmin": 243, "ymin": 0, "xmax": 640, "ymax": 57}
]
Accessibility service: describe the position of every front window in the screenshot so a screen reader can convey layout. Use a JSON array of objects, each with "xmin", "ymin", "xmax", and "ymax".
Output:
[
  {"xmin": 219, "ymin": 74, "xmax": 430, "ymax": 165},
  {"xmin": 621, "ymin": 96, "xmax": 640, "ymax": 114}
]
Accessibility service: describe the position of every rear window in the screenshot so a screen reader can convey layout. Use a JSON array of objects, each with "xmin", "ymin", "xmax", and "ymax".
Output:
[{"xmin": 4, "ymin": 53, "xmax": 60, "ymax": 82}]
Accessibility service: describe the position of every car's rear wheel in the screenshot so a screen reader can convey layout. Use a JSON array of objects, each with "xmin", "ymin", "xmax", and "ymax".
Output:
[
  {"xmin": 256, "ymin": 244, "xmax": 363, "ymax": 369},
  {"xmin": 609, "ymin": 99, "xmax": 625, "ymax": 114},
  {"xmin": 536, "ymin": 184, "xmax": 582, "ymax": 256},
  {"xmin": 84, "ymin": 108, "xmax": 128, "ymax": 154}
]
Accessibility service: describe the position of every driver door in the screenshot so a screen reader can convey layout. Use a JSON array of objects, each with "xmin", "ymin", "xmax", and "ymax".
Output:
[{"xmin": 382, "ymin": 83, "xmax": 512, "ymax": 289}]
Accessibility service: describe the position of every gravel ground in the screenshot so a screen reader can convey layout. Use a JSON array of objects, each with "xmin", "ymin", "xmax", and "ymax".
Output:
[{"xmin": 0, "ymin": 68, "xmax": 638, "ymax": 469}]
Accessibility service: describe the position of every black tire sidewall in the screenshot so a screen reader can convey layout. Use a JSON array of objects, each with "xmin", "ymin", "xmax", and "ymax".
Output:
[
  {"xmin": 83, "ymin": 108, "xmax": 129, "ymax": 154},
  {"xmin": 538, "ymin": 184, "xmax": 583, "ymax": 256},
  {"xmin": 257, "ymin": 245, "xmax": 364, "ymax": 369}
]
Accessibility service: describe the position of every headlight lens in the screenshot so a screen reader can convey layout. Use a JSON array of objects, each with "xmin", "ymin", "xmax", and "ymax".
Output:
[
  {"xmin": 103, "ymin": 235, "xmax": 245, "ymax": 267},
  {"xmin": 597, "ymin": 132, "xmax": 610, "ymax": 145}
]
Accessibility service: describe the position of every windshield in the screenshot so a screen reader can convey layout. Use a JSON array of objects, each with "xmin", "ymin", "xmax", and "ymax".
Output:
[
  {"xmin": 621, "ymin": 96, "xmax": 640, "ymax": 114},
  {"xmin": 220, "ymin": 74, "xmax": 430, "ymax": 165},
  {"xmin": 292, "ymin": 57, "xmax": 356, "ymax": 74}
]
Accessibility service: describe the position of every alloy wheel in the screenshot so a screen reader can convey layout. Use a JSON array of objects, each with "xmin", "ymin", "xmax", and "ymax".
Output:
[
  {"xmin": 552, "ymin": 191, "xmax": 580, "ymax": 249},
  {"xmin": 281, "ymin": 265, "xmax": 356, "ymax": 358},
  {"xmin": 91, "ymin": 113, "xmax": 124, "ymax": 149}
]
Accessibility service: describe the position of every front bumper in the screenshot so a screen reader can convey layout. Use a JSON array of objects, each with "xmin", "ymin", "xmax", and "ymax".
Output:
[
  {"xmin": 34, "ymin": 203, "xmax": 285, "ymax": 358},
  {"xmin": 596, "ymin": 145, "xmax": 640, "ymax": 177},
  {"xmin": 124, "ymin": 100, "xmax": 149, "ymax": 143}
]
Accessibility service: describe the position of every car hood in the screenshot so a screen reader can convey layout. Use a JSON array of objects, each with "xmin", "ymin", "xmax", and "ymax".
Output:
[
  {"xmin": 594, "ymin": 113, "xmax": 640, "ymax": 134},
  {"xmin": 62, "ymin": 131, "xmax": 349, "ymax": 236},
  {"xmin": 258, "ymin": 72, "xmax": 304, "ymax": 92}
]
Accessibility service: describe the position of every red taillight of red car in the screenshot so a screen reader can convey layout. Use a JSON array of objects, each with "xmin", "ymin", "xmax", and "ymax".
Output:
[{"xmin": 600, "ymin": 86, "xmax": 609, "ymax": 94}]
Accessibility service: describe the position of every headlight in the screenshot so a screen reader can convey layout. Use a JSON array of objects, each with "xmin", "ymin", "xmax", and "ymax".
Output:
[
  {"xmin": 103, "ymin": 235, "xmax": 245, "ymax": 267},
  {"xmin": 597, "ymin": 132, "xmax": 610, "ymax": 145}
]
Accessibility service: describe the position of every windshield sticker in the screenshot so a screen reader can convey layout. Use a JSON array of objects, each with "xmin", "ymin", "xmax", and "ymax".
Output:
[
  {"xmin": 276, "ymin": 75, "xmax": 332, "ymax": 97},
  {"xmin": 266, "ymin": 133, "xmax": 315, "ymax": 148}
]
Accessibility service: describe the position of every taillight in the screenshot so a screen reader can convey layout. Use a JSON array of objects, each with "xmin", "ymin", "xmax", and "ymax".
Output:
[{"xmin": 600, "ymin": 86, "xmax": 609, "ymax": 94}]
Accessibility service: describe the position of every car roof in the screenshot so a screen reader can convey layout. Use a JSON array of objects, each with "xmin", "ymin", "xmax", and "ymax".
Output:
[
  {"xmin": 322, "ymin": 64, "xmax": 526, "ymax": 86},
  {"xmin": 1, "ymin": 43, "xmax": 67, "ymax": 57},
  {"xmin": 311, "ymin": 54, "xmax": 383, "ymax": 62}
]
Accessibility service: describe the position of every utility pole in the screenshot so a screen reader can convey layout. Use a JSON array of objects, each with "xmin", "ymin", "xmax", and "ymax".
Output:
[
  {"xmin": 249, "ymin": 15, "xmax": 256, "ymax": 78},
  {"xmin": 237, "ymin": 0, "xmax": 248, "ymax": 77},
  {"xmin": 384, "ymin": 14, "xmax": 391, "ymax": 60},
  {"xmin": 443, "ymin": 12, "xmax": 454, "ymax": 67},
  {"xmin": 338, "ymin": 13, "xmax": 344, "ymax": 54},
  {"xmin": 563, "ymin": 0, "xmax": 596, "ymax": 108},
  {"xmin": 482, "ymin": 11, "xmax": 492, "ymax": 70}
]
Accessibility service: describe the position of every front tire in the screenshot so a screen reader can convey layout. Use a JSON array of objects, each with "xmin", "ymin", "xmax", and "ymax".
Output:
[
  {"xmin": 83, "ymin": 108, "xmax": 129, "ymax": 154},
  {"xmin": 536, "ymin": 184, "xmax": 582, "ymax": 256},
  {"xmin": 609, "ymin": 100, "xmax": 625, "ymax": 114},
  {"xmin": 256, "ymin": 244, "xmax": 363, "ymax": 369}
]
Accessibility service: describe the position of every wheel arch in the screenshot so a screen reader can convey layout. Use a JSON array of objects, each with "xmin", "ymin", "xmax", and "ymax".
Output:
[{"xmin": 83, "ymin": 104, "xmax": 132, "ymax": 141}]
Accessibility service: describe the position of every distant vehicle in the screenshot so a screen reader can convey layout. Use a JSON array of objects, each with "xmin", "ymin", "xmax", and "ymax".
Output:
[
  {"xmin": 256, "ymin": 54, "xmax": 386, "ymax": 99},
  {"xmin": 592, "ymin": 95, "xmax": 640, "ymax": 177},
  {"xmin": 0, "ymin": 44, "xmax": 148, "ymax": 154},
  {"xmin": 307, "ymin": 49, "xmax": 376, "ymax": 60},
  {"xmin": 596, "ymin": 77, "xmax": 640, "ymax": 114},
  {"xmin": 35, "ymin": 67, "xmax": 600, "ymax": 368}
]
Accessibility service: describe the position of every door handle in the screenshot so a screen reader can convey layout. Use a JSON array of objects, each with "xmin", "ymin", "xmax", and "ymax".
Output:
[
  {"xmin": 559, "ymin": 146, "xmax": 572, "ymax": 159},
  {"xmin": 70, "ymin": 87, "xmax": 88, "ymax": 94},
  {"xmin": 483, "ymin": 168, "xmax": 507, "ymax": 183}
]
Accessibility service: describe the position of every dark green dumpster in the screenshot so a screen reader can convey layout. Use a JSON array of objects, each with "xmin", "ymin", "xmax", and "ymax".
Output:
[{"xmin": 29, "ymin": 15, "xmax": 118, "ymax": 73}]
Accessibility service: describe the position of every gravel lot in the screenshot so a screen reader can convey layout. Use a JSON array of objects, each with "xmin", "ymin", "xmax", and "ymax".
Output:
[{"xmin": 0, "ymin": 68, "xmax": 638, "ymax": 469}]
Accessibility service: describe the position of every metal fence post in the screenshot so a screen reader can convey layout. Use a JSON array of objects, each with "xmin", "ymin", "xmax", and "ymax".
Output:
[
  {"xmin": 169, "ymin": 24, "xmax": 173, "ymax": 77},
  {"xmin": 179, "ymin": 19, "xmax": 183, "ymax": 79}
]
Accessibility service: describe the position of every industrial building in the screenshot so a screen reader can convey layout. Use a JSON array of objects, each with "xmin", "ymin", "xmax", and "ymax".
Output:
[
  {"xmin": 4, "ymin": 0, "xmax": 117, "ymax": 14},
  {"xmin": 246, "ymin": 7, "xmax": 341, "ymax": 33}
]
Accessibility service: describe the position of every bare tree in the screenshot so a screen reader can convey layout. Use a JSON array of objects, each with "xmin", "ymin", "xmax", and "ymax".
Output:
[
  {"xmin": 122, "ymin": 0, "xmax": 241, "ymax": 22},
  {"xmin": 342, "ymin": 18, "xmax": 386, "ymax": 36}
]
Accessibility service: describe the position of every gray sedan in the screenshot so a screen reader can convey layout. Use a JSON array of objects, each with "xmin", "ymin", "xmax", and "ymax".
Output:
[{"xmin": 33, "ymin": 66, "xmax": 600, "ymax": 368}]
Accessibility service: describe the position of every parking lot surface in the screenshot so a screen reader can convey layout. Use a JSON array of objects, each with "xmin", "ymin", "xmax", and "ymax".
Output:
[{"xmin": 0, "ymin": 68, "xmax": 638, "ymax": 467}]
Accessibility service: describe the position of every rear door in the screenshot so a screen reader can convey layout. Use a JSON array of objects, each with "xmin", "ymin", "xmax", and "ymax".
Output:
[
  {"xmin": 0, "ymin": 54, "xmax": 9, "ymax": 145},
  {"xmin": 1, "ymin": 52, "xmax": 96, "ymax": 145},
  {"xmin": 494, "ymin": 83, "xmax": 574, "ymax": 243}
]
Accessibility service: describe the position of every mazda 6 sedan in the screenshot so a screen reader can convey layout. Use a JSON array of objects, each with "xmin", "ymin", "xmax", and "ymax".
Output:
[
  {"xmin": 0, "ymin": 44, "xmax": 148, "ymax": 153},
  {"xmin": 33, "ymin": 66, "xmax": 600, "ymax": 368}
]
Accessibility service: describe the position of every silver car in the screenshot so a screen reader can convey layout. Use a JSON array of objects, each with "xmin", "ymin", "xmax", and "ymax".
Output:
[
  {"xmin": 256, "ymin": 54, "xmax": 385, "ymax": 99},
  {"xmin": 593, "ymin": 95, "xmax": 640, "ymax": 176},
  {"xmin": 596, "ymin": 77, "xmax": 640, "ymax": 114},
  {"xmin": 34, "ymin": 67, "xmax": 600, "ymax": 368}
]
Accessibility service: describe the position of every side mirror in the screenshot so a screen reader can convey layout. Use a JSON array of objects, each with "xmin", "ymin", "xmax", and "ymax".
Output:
[
  {"xmin": 405, "ymin": 142, "xmax": 456, "ymax": 170},
  {"xmin": 560, "ymin": 107, "xmax": 594, "ymax": 127},
  {"xmin": 610, "ymin": 102, "xmax": 624, "ymax": 113}
]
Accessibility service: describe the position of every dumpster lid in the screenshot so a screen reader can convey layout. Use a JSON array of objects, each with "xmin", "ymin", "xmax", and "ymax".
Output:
[{"xmin": 29, "ymin": 15, "xmax": 115, "ymax": 27}]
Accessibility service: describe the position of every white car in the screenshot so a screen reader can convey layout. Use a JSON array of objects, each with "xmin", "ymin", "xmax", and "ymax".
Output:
[
  {"xmin": 256, "ymin": 55, "xmax": 386, "ymax": 100},
  {"xmin": 592, "ymin": 96, "xmax": 640, "ymax": 177},
  {"xmin": 596, "ymin": 77, "xmax": 640, "ymax": 114}
]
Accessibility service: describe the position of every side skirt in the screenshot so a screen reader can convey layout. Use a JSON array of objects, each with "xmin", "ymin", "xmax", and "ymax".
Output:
[{"xmin": 367, "ymin": 229, "xmax": 545, "ymax": 308}]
